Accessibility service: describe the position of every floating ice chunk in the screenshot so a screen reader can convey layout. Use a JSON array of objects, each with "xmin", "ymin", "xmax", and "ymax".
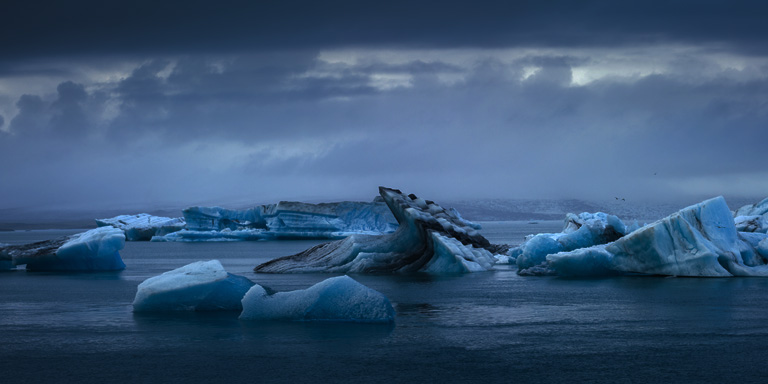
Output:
[
  {"xmin": 1, "ymin": 227, "xmax": 126, "ymax": 271},
  {"xmin": 734, "ymin": 197, "xmax": 768, "ymax": 233},
  {"xmin": 494, "ymin": 254, "xmax": 511, "ymax": 264},
  {"xmin": 132, "ymin": 260, "xmax": 254, "ymax": 312},
  {"xmin": 255, "ymin": 187, "xmax": 497, "ymax": 274},
  {"xmin": 154, "ymin": 200, "xmax": 399, "ymax": 242},
  {"xmin": 239, "ymin": 275, "xmax": 394, "ymax": 322},
  {"xmin": 512, "ymin": 212, "xmax": 629, "ymax": 270},
  {"xmin": 541, "ymin": 196, "xmax": 768, "ymax": 277},
  {"xmin": 96, "ymin": 213, "xmax": 185, "ymax": 241}
]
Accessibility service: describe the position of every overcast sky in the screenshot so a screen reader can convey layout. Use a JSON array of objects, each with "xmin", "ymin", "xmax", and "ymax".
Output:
[{"xmin": 1, "ymin": 0, "xmax": 767, "ymax": 211}]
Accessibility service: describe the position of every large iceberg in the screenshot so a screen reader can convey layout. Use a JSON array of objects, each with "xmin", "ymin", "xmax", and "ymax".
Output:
[
  {"xmin": 255, "ymin": 187, "xmax": 497, "ymax": 274},
  {"xmin": 0, "ymin": 227, "xmax": 126, "ymax": 271},
  {"xmin": 510, "ymin": 212, "xmax": 633, "ymax": 270},
  {"xmin": 152, "ymin": 200, "xmax": 398, "ymax": 242},
  {"xmin": 132, "ymin": 260, "xmax": 254, "ymax": 312},
  {"xmin": 96, "ymin": 213, "xmax": 186, "ymax": 241},
  {"xmin": 733, "ymin": 197, "xmax": 768, "ymax": 233},
  {"xmin": 239, "ymin": 275, "xmax": 395, "ymax": 322},
  {"xmin": 535, "ymin": 196, "xmax": 768, "ymax": 277}
]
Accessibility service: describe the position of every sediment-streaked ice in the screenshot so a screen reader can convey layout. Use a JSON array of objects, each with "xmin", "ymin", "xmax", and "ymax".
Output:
[
  {"xmin": 734, "ymin": 197, "xmax": 768, "ymax": 234},
  {"xmin": 1, "ymin": 227, "xmax": 126, "ymax": 271},
  {"xmin": 254, "ymin": 187, "xmax": 497, "ymax": 274}
]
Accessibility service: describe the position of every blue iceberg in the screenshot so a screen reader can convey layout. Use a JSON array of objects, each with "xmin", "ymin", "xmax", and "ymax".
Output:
[
  {"xmin": 239, "ymin": 275, "xmax": 395, "ymax": 322},
  {"xmin": 254, "ymin": 187, "xmax": 497, "ymax": 274},
  {"xmin": 1, "ymin": 227, "xmax": 126, "ymax": 271},
  {"xmin": 152, "ymin": 200, "xmax": 399, "ymax": 242},
  {"xmin": 511, "ymin": 212, "xmax": 633, "ymax": 270},
  {"xmin": 538, "ymin": 196, "xmax": 768, "ymax": 277},
  {"xmin": 734, "ymin": 197, "xmax": 768, "ymax": 234},
  {"xmin": 132, "ymin": 260, "xmax": 254, "ymax": 312},
  {"xmin": 96, "ymin": 213, "xmax": 186, "ymax": 241}
]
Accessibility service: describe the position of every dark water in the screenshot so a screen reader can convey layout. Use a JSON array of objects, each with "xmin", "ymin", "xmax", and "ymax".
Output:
[{"xmin": 2, "ymin": 223, "xmax": 768, "ymax": 383}]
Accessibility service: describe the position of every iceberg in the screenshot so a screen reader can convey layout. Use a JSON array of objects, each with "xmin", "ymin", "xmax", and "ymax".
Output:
[
  {"xmin": 538, "ymin": 196, "xmax": 768, "ymax": 277},
  {"xmin": 132, "ymin": 260, "xmax": 254, "ymax": 312},
  {"xmin": 255, "ymin": 187, "xmax": 497, "ymax": 274},
  {"xmin": 733, "ymin": 197, "xmax": 768, "ymax": 233},
  {"xmin": 0, "ymin": 227, "xmax": 126, "ymax": 271},
  {"xmin": 96, "ymin": 213, "xmax": 186, "ymax": 241},
  {"xmin": 239, "ymin": 275, "xmax": 395, "ymax": 322},
  {"xmin": 510, "ymin": 212, "xmax": 632, "ymax": 270},
  {"xmin": 152, "ymin": 200, "xmax": 399, "ymax": 242},
  {"xmin": 737, "ymin": 232, "xmax": 768, "ymax": 267},
  {"xmin": 734, "ymin": 215, "xmax": 768, "ymax": 233},
  {"xmin": 735, "ymin": 197, "xmax": 768, "ymax": 217}
]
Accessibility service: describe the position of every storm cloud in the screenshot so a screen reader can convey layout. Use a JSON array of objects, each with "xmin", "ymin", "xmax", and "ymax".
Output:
[{"xmin": 1, "ymin": 1, "xmax": 767, "ymax": 212}]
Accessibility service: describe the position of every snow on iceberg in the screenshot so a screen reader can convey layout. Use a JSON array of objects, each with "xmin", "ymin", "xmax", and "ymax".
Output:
[
  {"xmin": 1, "ymin": 227, "xmax": 126, "ymax": 271},
  {"xmin": 541, "ymin": 196, "xmax": 768, "ymax": 277},
  {"xmin": 96, "ymin": 213, "xmax": 185, "ymax": 241},
  {"xmin": 132, "ymin": 260, "xmax": 254, "ymax": 312},
  {"xmin": 510, "ymin": 212, "xmax": 632, "ymax": 270},
  {"xmin": 239, "ymin": 275, "xmax": 395, "ymax": 322},
  {"xmin": 153, "ymin": 199, "xmax": 399, "ymax": 242},
  {"xmin": 254, "ymin": 187, "xmax": 497, "ymax": 274},
  {"xmin": 734, "ymin": 197, "xmax": 768, "ymax": 233}
]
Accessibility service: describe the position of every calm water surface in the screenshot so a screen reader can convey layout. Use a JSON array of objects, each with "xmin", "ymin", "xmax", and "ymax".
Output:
[{"xmin": 2, "ymin": 222, "xmax": 768, "ymax": 383}]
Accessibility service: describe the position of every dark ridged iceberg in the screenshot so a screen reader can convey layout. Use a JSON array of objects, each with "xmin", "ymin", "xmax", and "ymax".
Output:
[{"xmin": 255, "ymin": 187, "xmax": 497, "ymax": 274}]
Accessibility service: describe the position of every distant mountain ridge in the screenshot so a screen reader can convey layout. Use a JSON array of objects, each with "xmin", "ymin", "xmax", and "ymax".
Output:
[{"xmin": 443, "ymin": 197, "xmax": 763, "ymax": 222}]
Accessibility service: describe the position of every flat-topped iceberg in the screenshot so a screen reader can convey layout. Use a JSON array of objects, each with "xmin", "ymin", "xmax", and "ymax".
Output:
[
  {"xmin": 255, "ymin": 187, "xmax": 497, "ymax": 274},
  {"xmin": 239, "ymin": 275, "xmax": 395, "ymax": 322},
  {"xmin": 510, "ymin": 212, "xmax": 634, "ymax": 270},
  {"xmin": 533, "ymin": 196, "xmax": 768, "ymax": 277},
  {"xmin": 0, "ymin": 227, "xmax": 126, "ymax": 271},
  {"xmin": 132, "ymin": 260, "xmax": 254, "ymax": 312},
  {"xmin": 96, "ymin": 213, "xmax": 186, "ymax": 241},
  {"xmin": 152, "ymin": 200, "xmax": 399, "ymax": 242}
]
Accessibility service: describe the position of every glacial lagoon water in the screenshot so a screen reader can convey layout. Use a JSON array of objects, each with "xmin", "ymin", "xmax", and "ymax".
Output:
[{"xmin": 2, "ymin": 222, "xmax": 768, "ymax": 383}]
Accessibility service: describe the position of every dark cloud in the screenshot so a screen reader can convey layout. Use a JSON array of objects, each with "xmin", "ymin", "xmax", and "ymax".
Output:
[
  {"xmin": 7, "ymin": 81, "xmax": 93, "ymax": 139},
  {"xmin": 3, "ymin": 0, "xmax": 768, "ymax": 59},
  {"xmin": 1, "ymin": 49, "xmax": 767, "ymax": 210},
  {"xmin": 9, "ymin": 94, "xmax": 47, "ymax": 136}
]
